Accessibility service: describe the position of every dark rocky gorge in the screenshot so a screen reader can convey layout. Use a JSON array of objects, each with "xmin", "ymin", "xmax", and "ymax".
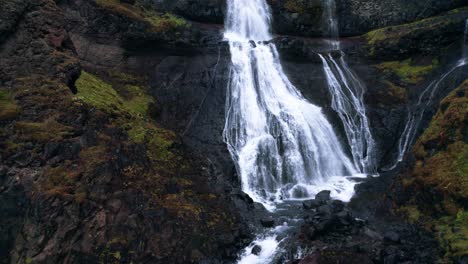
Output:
[{"xmin": 0, "ymin": 0, "xmax": 467, "ymax": 263}]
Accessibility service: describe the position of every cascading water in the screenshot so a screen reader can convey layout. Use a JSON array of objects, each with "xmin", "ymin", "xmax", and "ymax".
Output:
[
  {"xmin": 319, "ymin": 54, "xmax": 376, "ymax": 173},
  {"xmin": 319, "ymin": 0, "xmax": 376, "ymax": 173},
  {"xmin": 463, "ymin": 19, "xmax": 468, "ymax": 63},
  {"xmin": 223, "ymin": 0, "xmax": 360, "ymax": 208},
  {"xmin": 387, "ymin": 19, "xmax": 468, "ymax": 170},
  {"xmin": 323, "ymin": 0, "xmax": 340, "ymax": 49}
]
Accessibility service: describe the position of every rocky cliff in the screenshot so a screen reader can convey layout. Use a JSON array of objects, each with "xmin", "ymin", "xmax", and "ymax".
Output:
[{"xmin": 0, "ymin": 0, "xmax": 467, "ymax": 263}]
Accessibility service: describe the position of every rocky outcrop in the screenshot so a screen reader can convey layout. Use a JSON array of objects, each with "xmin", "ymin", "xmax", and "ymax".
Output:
[
  {"xmin": 391, "ymin": 79, "xmax": 468, "ymax": 263},
  {"xmin": 282, "ymin": 192, "xmax": 439, "ymax": 263},
  {"xmin": 145, "ymin": 0, "xmax": 226, "ymax": 24},
  {"xmin": 94, "ymin": 0, "xmax": 467, "ymax": 39},
  {"xmin": 362, "ymin": 7, "xmax": 468, "ymax": 60},
  {"xmin": 0, "ymin": 1, "xmax": 248, "ymax": 263},
  {"xmin": 0, "ymin": 0, "xmax": 29, "ymax": 44},
  {"xmin": 269, "ymin": 0, "xmax": 466, "ymax": 38},
  {"xmin": 336, "ymin": 0, "xmax": 466, "ymax": 37}
]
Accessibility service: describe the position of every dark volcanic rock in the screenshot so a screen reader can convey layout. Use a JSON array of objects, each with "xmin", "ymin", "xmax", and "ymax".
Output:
[
  {"xmin": 144, "ymin": 0, "xmax": 226, "ymax": 24},
  {"xmin": 384, "ymin": 231, "xmax": 401, "ymax": 243},
  {"xmin": 0, "ymin": 0, "xmax": 29, "ymax": 44},
  {"xmin": 0, "ymin": 0, "xmax": 247, "ymax": 263},
  {"xmin": 260, "ymin": 217, "xmax": 275, "ymax": 228},
  {"xmin": 315, "ymin": 190, "xmax": 331, "ymax": 202},
  {"xmin": 336, "ymin": 0, "xmax": 466, "ymax": 36},
  {"xmin": 362, "ymin": 7, "xmax": 468, "ymax": 60},
  {"xmin": 251, "ymin": 244, "xmax": 262, "ymax": 255},
  {"xmin": 302, "ymin": 199, "xmax": 322, "ymax": 210},
  {"xmin": 267, "ymin": 0, "xmax": 466, "ymax": 38}
]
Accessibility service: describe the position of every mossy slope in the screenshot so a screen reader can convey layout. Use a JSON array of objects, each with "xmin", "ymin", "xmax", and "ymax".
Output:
[
  {"xmin": 364, "ymin": 7, "xmax": 468, "ymax": 58},
  {"xmin": 398, "ymin": 79, "xmax": 468, "ymax": 261},
  {"xmin": 95, "ymin": 0, "xmax": 189, "ymax": 33}
]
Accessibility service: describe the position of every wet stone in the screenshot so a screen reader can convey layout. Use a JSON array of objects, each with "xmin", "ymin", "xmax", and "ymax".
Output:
[
  {"xmin": 315, "ymin": 190, "xmax": 331, "ymax": 202},
  {"xmin": 251, "ymin": 245, "xmax": 262, "ymax": 255},
  {"xmin": 384, "ymin": 231, "xmax": 401, "ymax": 243},
  {"xmin": 302, "ymin": 199, "xmax": 322, "ymax": 210}
]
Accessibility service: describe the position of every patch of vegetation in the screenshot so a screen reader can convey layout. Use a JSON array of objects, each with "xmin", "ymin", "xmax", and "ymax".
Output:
[
  {"xmin": 383, "ymin": 81, "xmax": 407, "ymax": 102},
  {"xmin": 400, "ymin": 79, "xmax": 468, "ymax": 261},
  {"xmin": 366, "ymin": 8, "xmax": 465, "ymax": 45},
  {"xmin": 399, "ymin": 205, "xmax": 421, "ymax": 224},
  {"xmin": 95, "ymin": 0, "xmax": 189, "ymax": 33},
  {"xmin": 75, "ymin": 71, "xmax": 175, "ymax": 164},
  {"xmin": 375, "ymin": 59, "xmax": 438, "ymax": 85},
  {"xmin": 284, "ymin": 0, "xmax": 305, "ymax": 13},
  {"xmin": 365, "ymin": 7, "xmax": 468, "ymax": 55},
  {"xmin": 75, "ymin": 71, "xmax": 125, "ymax": 115},
  {"xmin": 436, "ymin": 210, "xmax": 468, "ymax": 259},
  {"xmin": 14, "ymin": 118, "xmax": 72, "ymax": 143},
  {"xmin": 412, "ymin": 80, "xmax": 468, "ymax": 199},
  {"xmin": 0, "ymin": 90, "xmax": 19, "ymax": 120}
]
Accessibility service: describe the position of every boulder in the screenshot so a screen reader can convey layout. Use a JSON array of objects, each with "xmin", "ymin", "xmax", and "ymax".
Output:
[
  {"xmin": 251, "ymin": 245, "xmax": 262, "ymax": 255},
  {"xmin": 315, "ymin": 190, "xmax": 331, "ymax": 202}
]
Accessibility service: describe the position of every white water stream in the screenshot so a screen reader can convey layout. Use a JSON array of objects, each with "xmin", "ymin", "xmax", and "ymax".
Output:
[
  {"xmin": 319, "ymin": 54, "xmax": 376, "ymax": 173},
  {"xmin": 320, "ymin": 0, "xmax": 376, "ymax": 174}
]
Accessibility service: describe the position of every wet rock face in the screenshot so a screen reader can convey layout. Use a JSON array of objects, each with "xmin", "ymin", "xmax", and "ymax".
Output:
[
  {"xmin": 286, "ymin": 196, "xmax": 440, "ymax": 264},
  {"xmin": 130, "ymin": 0, "xmax": 466, "ymax": 38},
  {"xmin": 0, "ymin": 0, "xmax": 29, "ymax": 44},
  {"xmin": 336, "ymin": 0, "xmax": 466, "ymax": 36},
  {"xmin": 140, "ymin": 0, "xmax": 226, "ymax": 24},
  {"xmin": 0, "ymin": 0, "xmax": 249, "ymax": 263},
  {"xmin": 269, "ymin": 0, "xmax": 325, "ymax": 37}
]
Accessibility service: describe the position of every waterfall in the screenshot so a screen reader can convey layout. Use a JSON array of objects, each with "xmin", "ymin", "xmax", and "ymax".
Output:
[
  {"xmin": 223, "ymin": 0, "xmax": 360, "ymax": 208},
  {"xmin": 323, "ymin": 0, "xmax": 340, "ymax": 49},
  {"xmin": 319, "ymin": 54, "xmax": 376, "ymax": 172},
  {"xmin": 463, "ymin": 19, "xmax": 468, "ymax": 63},
  {"xmin": 388, "ymin": 19, "xmax": 468, "ymax": 170},
  {"xmin": 319, "ymin": 0, "xmax": 376, "ymax": 173}
]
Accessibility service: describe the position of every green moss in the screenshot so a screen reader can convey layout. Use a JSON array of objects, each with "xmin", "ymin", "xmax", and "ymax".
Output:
[
  {"xmin": 76, "ymin": 71, "xmax": 125, "ymax": 114},
  {"xmin": 146, "ymin": 125, "xmax": 176, "ymax": 163},
  {"xmin": 0, "ymin": 90, "xmax": 19, "ymax": 120},
  {"xmin": 403, "ymin": 79, "xmax": 468, "ymax": 261},
  {"xmin": 366, "ymin": 9, "xmax": 462, "ymax": 45},
  {"xmin": 384, "ymin": 81, "xmax": 408, "ymax": 101},
  {"xmin": 365, "ymin": 7, "xmax": 468, "ymax": 55},
  {"xmin": 125, "ymin": 85, "xmax": 153, "ymax": 116},
  {"xmin": 76, "ymin": 71, "xmax": 153, "ymax": 118},
  {"xmin": 412, "ymin": 79, "xmax": 468, "ymax": 198},
  {"xmin": 75, "ymin": 71, "xmax": 174, "ymax": 163},
  {"xmin": 112, "ymin": 251, "xmax": 121, "ymax": 260},
  {"xmin": 144, "ymin": 12, "xmax": 189, "ymax": 33},
  {"xmin": 399, "ymin": 205, "xmax": 421, "ymax": 223},
  {"xmin": 375, "ymin": 59, "xmax": 438, "ymax": 84},
  {"xmin": 436, "ymin": 210, "xmax": 468, "ymax": 259},
  {"xmin": 95, "ymin": 0, "xmax": 188, "ymax": 33}
]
